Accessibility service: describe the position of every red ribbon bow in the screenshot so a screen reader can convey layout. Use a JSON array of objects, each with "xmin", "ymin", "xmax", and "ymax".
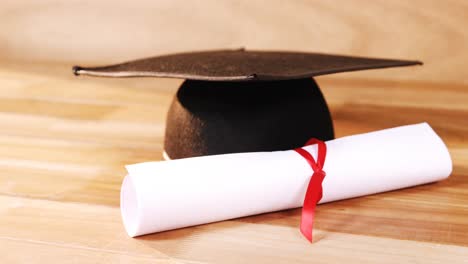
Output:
[{"xmin": 294, "ymin": 138, "xmax": 327, "ymax": 243}]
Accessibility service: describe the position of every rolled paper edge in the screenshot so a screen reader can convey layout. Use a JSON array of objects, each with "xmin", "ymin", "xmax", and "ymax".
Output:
[
  {"xmin": 424, "ymin": 122, "xmax": 453, "ymax": 180},
  {"xmin": 121, "ymin": 151, "xmax": 171, "ymax": 237},
  {"xmin": 120, "ymin": 175, "xmax": 141, "ymax": 237}
]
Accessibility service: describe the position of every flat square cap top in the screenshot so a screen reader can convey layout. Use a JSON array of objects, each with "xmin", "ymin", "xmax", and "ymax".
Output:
[{"xmin": 73, "ymin": 49, "xmax": 422, "ymax": 81}]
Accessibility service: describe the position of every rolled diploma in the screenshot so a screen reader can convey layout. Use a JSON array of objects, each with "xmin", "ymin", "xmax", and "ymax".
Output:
[{"xmin": 121, "ymin": 123, "xmax": 452, "ymax": 237}]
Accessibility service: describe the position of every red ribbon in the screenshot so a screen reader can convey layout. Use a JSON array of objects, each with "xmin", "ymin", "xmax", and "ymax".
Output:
[{"xmin": 294, "ymin": 138, "xmax": 327, "ymax": 242}]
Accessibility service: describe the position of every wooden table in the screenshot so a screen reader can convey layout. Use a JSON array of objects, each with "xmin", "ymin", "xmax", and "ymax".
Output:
[{"xmin": 0, "ymin": 61, "xmax": 467, "ymax": 263}]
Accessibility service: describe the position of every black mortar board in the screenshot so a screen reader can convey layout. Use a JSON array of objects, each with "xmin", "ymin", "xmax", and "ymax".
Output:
[{"xmin": 73, "ymin": 49, "xmax": 422, "ymax": 159}]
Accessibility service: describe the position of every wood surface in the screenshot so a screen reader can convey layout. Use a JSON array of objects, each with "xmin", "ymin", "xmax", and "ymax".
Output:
[
  {"xmin": 1, "ymin": 0, "xmax": 468, "ymax": 84},
  {"xmin": 0, "ymin": 0, "xmax": 467, "ymax": 263}
]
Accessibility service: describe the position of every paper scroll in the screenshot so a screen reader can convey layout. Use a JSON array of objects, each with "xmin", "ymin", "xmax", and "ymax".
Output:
[{"xmin": 120, "ymin": 123, "xmax": 452, "ymax": 237}]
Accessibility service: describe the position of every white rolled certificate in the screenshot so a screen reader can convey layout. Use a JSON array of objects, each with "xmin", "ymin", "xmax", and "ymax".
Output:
[{"xmin": 121, "ymin": 123, "xmax": 452, "ymax": 237}]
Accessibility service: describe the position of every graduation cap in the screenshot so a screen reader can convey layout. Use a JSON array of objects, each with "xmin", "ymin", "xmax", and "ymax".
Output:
[{"xmin": 73, "ymin": 49, "xmax": 422, "ymax": 159}]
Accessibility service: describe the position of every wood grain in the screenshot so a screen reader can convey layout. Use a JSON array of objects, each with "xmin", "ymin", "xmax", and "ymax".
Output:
[
  {"xmin": 0, "ymin": 1, "xmax": 467, "ymax": 262},
  {"xmin": 1, "ymin": 0, "xmax": 468, "ymax": 84},
  {"xmin": 0, "ymin": 60, "xmax": 467, "ymax": 263},
  {"xmin": 1, "ymin": 195, "xmax": 467, "ymax": 264}
]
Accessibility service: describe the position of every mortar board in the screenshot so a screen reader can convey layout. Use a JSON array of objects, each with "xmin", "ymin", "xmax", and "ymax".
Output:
[{"xmin": 73, "ymin": 49, "xmax": 421, "ymax": 159}]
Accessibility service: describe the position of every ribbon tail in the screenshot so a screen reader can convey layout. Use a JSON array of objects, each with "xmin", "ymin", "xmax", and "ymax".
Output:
[
  {"xmin": 300, "ymin": 172, "xmax": 322, "ymax": 242},
  {"xmin": 300, "ymin": 202, "xmax": 316, "ymax": 242},
  {"xmin": 295, "ymin": 139, "xmax": 327, "ymax": 243}
]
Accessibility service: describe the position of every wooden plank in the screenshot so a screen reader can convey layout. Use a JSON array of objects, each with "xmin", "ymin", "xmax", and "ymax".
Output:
[
  {"xmin": 0, "ymin": 195, "xmax": 182, "ymax": 264},
  {"xmin": 1, "ymin": 239, "xmax": 174, "ymax": 264},
  {"xmin": 1, "ymin": 195, "xmax": 467, "ymax": 264},
  {"xmin": 0, "ymin": 11, "xmax": 467, "ymax": 258},
  {"xmin": 0, "ymin": 62, "xmax": 466, "ymax": 250}
]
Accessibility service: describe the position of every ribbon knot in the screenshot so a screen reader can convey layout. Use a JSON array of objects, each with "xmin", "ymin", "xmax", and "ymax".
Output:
[{"xmin": 294, "ymin": 138, "xmax": 327, "ymax": 243}]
